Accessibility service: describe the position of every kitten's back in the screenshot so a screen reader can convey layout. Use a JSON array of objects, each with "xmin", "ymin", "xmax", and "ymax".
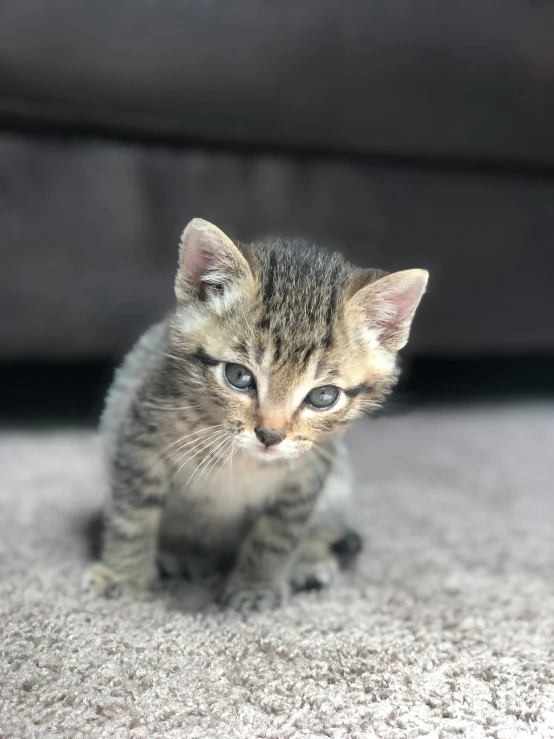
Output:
[{"xmin": 100, "ymin": 318, "xmax": 170, "ymax": 452}]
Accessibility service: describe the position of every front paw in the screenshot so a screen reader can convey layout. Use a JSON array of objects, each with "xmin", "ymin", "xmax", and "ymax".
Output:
[
  {"xmin": 82, "ymin": 563, "xmax": 153, "ymax": 599},
  {"xmin": 218, "ymin": 578, "xmax": 288, "ymax": 613},
  {"xmin": 290, "ymin": 555, "xmax": 339, "ymax": 592}
]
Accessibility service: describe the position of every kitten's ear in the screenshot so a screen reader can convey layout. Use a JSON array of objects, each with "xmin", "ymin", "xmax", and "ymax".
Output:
[
  {"xmin": 349, "ymin": 269, "xmax": 429, "ymax": 352},
  {"xmin": 175, "ymin": 218, "xmax": 253, "ymax": 305}
]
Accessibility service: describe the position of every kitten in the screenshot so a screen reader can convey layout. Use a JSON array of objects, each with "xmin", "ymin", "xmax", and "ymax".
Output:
[{"xmin": 84, "ymin": 218, "xmax": 428, "ymax": 611}]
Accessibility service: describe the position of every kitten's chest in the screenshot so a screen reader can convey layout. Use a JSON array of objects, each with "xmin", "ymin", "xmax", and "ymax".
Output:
[{"xmin": 172, "ymin": 450, "xmax": 287, "ymax": 520}]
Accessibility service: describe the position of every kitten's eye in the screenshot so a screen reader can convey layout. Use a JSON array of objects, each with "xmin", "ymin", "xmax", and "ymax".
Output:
[
  {"xmin": 224, "ymin": 363, "xmax": 256, "ymax": 391},
  {"xmin": 305, "ymin": 385, "xmax": 339, "ymax": 410}
]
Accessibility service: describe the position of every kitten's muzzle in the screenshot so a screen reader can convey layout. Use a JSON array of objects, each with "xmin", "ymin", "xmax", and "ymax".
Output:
[{"xmin": 254, "ymin": 428, "xmax": 284, "ymax": 448}]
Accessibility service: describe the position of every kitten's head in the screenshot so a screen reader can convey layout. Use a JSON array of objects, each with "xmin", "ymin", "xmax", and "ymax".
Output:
[{"xmin": 168, "ymin": 219, "xmax": 428, "ymax": 462}]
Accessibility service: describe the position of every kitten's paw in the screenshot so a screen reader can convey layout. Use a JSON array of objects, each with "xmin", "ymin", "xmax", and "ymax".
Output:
[
  {"xmin": 82, "ymin": 563, "xmax": 151, "ymax": 599},
  {"xmin": 290, "ymin": 555, "xmax": 339, "ymax": 592},
  {"xmin": 218, "ymin": 580, "xmax": 288, "ymax": 613},
  {"xmin": 331, "ymin": 530, "xmax": 363, "ymax": 561}
]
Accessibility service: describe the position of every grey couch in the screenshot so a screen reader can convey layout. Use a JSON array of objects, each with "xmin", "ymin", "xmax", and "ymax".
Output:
[{"xmin": 1, "ymin": 1, "xmax": 553, "ymax": 360}]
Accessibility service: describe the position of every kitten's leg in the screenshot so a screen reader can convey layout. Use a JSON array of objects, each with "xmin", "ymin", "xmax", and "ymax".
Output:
[
  {"xmin": 219, "ymin": 478, "xmax": 322, "ymax": 612},
  {"xmin": 83, "ymin": 442, "xmax": 169, "ymax": 598},
  {"xmin": 289, "ymin": 537, "xmax": 339, "ymax": 591},
  {"xmin": 289, "ymin": 531, "xmax": 363, "ymax": 591},
  {"xmin": 290, "ymin": 444, "xmax": 362, "ymax": 591}
]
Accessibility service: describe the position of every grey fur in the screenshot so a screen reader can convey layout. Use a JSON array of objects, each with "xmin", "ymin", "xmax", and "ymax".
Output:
[{"xmin": 84, "ymin": 219, "xmax": 427, "ymax": 611}]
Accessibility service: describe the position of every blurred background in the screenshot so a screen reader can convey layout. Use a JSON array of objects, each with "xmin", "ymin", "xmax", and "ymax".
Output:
[{"xmin": 1, "ymin": 0, "xmax": 553, "ymax": 424}]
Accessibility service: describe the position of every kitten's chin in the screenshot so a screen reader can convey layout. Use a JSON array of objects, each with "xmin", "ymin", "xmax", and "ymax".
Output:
[
  {"xmin": 245, "ymin": 446, "xmax": 291, "ymax": 463},
  {"xmin": 245, "ymin": 446, "xmax": 307, "ymax": 463},
  {"xmin": 238, "ymin": 432, "xmax": 310, "ymax": 462}
]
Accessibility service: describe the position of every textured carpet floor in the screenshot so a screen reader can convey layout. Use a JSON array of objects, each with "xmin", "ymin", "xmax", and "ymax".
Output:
[{"xmin": 1, "ymin": 404, "xmax": 554, "ymax": 739}]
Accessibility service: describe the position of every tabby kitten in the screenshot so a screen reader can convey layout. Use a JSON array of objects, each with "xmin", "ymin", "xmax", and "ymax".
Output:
[{"xmin": 84, "ymin": 218, "xmax": 428, "ymax": 611}]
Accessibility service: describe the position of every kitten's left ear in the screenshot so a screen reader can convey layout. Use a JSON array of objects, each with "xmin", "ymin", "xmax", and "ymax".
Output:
[
  {"xmin": 175, "ymin": 218, "xmax": 253, "ymax": 305},
  {"xmin": 349, "ymin": 269, "xmax": 429, "ymax": 352}
]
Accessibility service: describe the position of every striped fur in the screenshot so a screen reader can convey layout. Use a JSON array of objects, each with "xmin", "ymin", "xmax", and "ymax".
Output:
[{"xmin": 84, "ymin": 219, "xmax": 427, "ymax": 611}]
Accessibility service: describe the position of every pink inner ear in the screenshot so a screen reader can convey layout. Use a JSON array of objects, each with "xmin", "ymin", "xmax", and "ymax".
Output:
[
  {"xmin": 182, "ymin": 240, "xmax": 213, "ymax": 282},
  {"xmin": 380, "ymin": 281, "xmax": 423, "ymax": 325},
  {"xmin": 179, "ymin": 222, "xmax": 227, "ymax": 300},
  {"xmin": 368, "ymin": 270, "xmax": 428, "ymax": 347},
  {"xmin": 176, "ymin": 218, "xmax": 246, "ymax": 304}
]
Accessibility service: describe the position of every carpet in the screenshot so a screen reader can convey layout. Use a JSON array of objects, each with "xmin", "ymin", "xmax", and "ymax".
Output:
[{"xmin": 1, "ymin": 403, "xmax": 554, "ymax": 738}]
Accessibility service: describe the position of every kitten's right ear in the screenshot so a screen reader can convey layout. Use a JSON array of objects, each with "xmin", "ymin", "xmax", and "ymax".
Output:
[{"xmin": 175, "ymin": 218, "xmax": 253, "ymax": 306}]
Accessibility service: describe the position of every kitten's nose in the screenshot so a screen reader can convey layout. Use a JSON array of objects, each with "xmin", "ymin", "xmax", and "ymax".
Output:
[{"xmin": 255, "ymin": 428, "xmax": 284, "ymax": 448}]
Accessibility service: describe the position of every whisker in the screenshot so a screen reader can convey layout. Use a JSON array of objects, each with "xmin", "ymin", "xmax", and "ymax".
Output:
[
  {"xmin": 310, "ymin": 447, "xmax": 328, "ymax": 470},
  {"xmin": 143, "ymin": 402, "xmax": 200, "ymax": 412},
  {"xmin": 217, "ymin": 438, "xmax": 238, "ymax": 477},
  {"xmin": 310, "ymin": 448, "xmax": 325, "ymax": 468},
  {"xmin": 161, "ymin": 424, "xmax": 225, "ymax": 455},
  {"xmin": 215, "ymin": 439, "xmax": 237, "ymax": 484},
  {"xmin": 228, "ymin": 438, "xmax": 236, "ymax": 483},
  {"xmin": 202, "ymin": 435, "xmax": 236, "ymax": 482},
  {"xmin": 211, "ymin": 436, "xmax": 238, "ymax": 478},
  {"xmin": 200, "ymin": 435, "xmax": 232, "ymax": 477},
  {"xmin": 173, "ymin": 426, "xmax": 227, "ymax": 455},
  {"xmin": 175, "ymin": 429, "xmax": 227, "ymax": 464},
  {"xmin": 192, "ymin": 437, "xmax": 234, "ymax": 480},
  {"xmin": 191, "ymin": 433, "xmax": 234, "ymax": 485},
  {"xmin": 148, "ymin": 427, "xmax": 221, "ymax": 472},
  {"xmin": 174, "ymin": 429, "xmax": 225, "ymax": 465},
  {"xmin": 176, "ymin": 432, "xmax": 230, "ymax": 476},
  {"xmin": 158, "ymin": 428, "xmax": 223, "ymax": 469},
  {"xmin": 312, "ymin": 444, "xmax": 335, "ymax": 464},
  {"xmin": 164, "ymin": 352, "xmax": 187, "ymax": 364}
]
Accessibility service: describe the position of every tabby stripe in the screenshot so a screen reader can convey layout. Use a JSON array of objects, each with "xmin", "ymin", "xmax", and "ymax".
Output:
[
  {"xmin": 273, "ymin": 335, "xmax": 282, "ymax": 362},
  {"xmin": 279, "ymin": 486, "xmax": 322, "ymax": 504},
  {"xmin": 325, "ymin": 281, "xmax": 337, "ymax": 328},
  {"xmin": 268, "ymin": 507, "xmax": 312, "ymax": 525},
  {"xmin": 106, "ymin": 521, "xmax": 144, "ymax": 542},
  {"xmin": 261, "ymin": 525, "xmax": 300, "ymax": 547},
  {"xmin": 250, "ymin": 538, "xmax": 291, "ymax": 556},
  {"xmin": 190, "ymin": 347, "xmax": 219, "ymax": 367},
  {"xmin": 138, "ymin": 493, "xmax": 166, "ymax": 508},
  {"xmin": 344, "ymin": 383, "xmax": 374, "ymax": 398},
  {"xmin": 263, "ymin": 252, "xmax": 277, "ymax": 305},
  {"xmin": 302, "ymin": 344, "xmax": 315, "ymax": 364}
]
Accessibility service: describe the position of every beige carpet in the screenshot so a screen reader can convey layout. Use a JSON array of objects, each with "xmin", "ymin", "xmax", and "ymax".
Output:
[{"xmin": 1, "ymin": 404, "xmax": 554, "ymax": 738}]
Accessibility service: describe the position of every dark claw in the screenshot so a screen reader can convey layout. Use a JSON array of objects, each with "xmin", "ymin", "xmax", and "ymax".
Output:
[{"xmin": 331, "ymin": 530, "xmax": 363, "ymax": 561}]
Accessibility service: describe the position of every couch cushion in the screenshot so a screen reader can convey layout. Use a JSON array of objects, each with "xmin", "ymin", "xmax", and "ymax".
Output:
[
  {"xmin": 2, "ymin": 132, "xmax": 554, "ymax": 359},
  {"xmin": 0, "ymin": 0, "xmax": 553, "ymax": 165}
]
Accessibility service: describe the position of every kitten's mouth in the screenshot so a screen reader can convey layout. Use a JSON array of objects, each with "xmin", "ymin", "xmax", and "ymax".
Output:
[
  {"xmin": 245, "ymin": 443, "xmax": 307, "ymax": 462},
  {"xmin": 239, "ymin": 432, "xmax": 307, "ymax": 461},
  {"xmin": 249, "ymin": 445, "xmax": 283, "ymax": 461},
  {"xmin": 241, "ymin": 442, "xmax": 292, "ymax": 462}
]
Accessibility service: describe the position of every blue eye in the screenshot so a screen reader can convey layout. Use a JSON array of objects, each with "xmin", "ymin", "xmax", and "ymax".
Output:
[
  {"xmin": 305, "ymin": 385, "xmax": 339, "ymax": 410},
  {"xmin": 224, "ymin": 363, "xmax": 256, "ymax": 391}
]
